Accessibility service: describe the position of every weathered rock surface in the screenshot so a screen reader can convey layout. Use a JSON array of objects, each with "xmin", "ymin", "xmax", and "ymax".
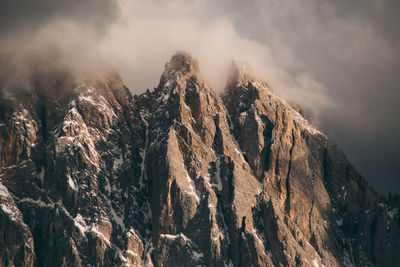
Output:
[{"xmin": 0, "ymin": 52, "xmax": 399, "ymax": 266}]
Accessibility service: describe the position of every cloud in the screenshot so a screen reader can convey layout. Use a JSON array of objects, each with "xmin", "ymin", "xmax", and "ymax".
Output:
[
  {"xmin": 0, "ymin": 0, "xmax": 118, "ymax": 38},
  {"xmin": 0, "ymin": 20, "xmax": 104, "ymax": 89},
  {"xmin": 0, "ymin": 0, "xmax": 334, "ymax": 119},
  {"xmin": 97, "ymin": 1, "xmax": 335, "ymax": 119},
  {"xmin": 0, "ymin": 0, "xmax": 118, "ymax": 90}
]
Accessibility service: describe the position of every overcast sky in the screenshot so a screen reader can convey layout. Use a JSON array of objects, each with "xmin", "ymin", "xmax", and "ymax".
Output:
[{"xmin": 1, "ymin": 0, "xmax": 399, "ymax": 193}]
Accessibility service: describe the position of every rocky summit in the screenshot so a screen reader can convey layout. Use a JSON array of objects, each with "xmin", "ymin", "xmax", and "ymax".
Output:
[{"xmin": 0, "ymin": 52, "xmax": 399, "ymax": 267}]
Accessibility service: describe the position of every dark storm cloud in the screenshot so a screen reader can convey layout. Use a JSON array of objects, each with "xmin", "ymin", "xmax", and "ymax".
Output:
[
  {"xmin": 334, "ymin": 0, "xmax": 400, "ymax": 43},
  {"xmin": 0, "ymin": 0, "xmax": 398, "ymax": 193},
  {"xmin": 0, "ymin": 0, "xmax": 119, "ymax": 38}
]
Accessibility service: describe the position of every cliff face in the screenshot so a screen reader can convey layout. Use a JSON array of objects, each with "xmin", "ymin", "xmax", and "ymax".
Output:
[{"xmin": 0, "ymin": 52, "xmax": 399, "ymax": 267}]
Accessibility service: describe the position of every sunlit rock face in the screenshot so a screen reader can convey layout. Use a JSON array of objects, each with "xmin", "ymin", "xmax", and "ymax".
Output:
[{"xmin": 0, "ymin": 52, "xmax": 399, "ymax": 267}]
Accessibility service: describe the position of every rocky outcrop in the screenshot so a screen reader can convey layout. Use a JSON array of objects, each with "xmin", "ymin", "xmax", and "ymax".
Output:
[
  {"xmin": 0, "ymin": 183, "xmax": 34, "ymax": 267},
  {"xmin": 138, "ymin": 53, "xmax": 264, "ymax": 266},
  {"xmin": 222, "ymin": 62, "xmax": 400, "ymax": 266},
  {"xmin": 0, "ymin": 69, "xmax": 148, "ymax": 266},
  {"xmin": 0, "ymin": 52, "xmax": 399, "ymax": 266}
]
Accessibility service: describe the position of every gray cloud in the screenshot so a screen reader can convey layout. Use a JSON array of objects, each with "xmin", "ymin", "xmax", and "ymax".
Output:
[
  {"xmin": 0, "ymin": 0, "xmax": 118, "ymax": 38},
  {"xmin": 0, "ymin": 0, "xmax": 119, "ymax": 90},
  {"xmin": 0, "ymin": 0, "xmax": 398, "ymax": 193}
]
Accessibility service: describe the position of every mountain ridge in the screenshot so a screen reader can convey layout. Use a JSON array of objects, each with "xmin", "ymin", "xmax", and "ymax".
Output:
[{"xmin": 0, "ymin": 52, "xmax": 399, "ymax": 266}]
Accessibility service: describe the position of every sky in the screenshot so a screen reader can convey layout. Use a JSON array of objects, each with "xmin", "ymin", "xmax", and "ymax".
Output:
[{"xmin": 0, "ymin": 0, "xmax": 399, "ymax": 193}]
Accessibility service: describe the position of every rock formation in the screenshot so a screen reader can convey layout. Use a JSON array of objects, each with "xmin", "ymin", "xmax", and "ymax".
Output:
[{"xmin": 0, "ymin": 52, "xmax": 399, "ymax": 266}]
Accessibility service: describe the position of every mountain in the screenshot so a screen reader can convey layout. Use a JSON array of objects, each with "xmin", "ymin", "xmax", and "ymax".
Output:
[{"xmin": 0, "ymin": 52, "xmax": 399, "ymax": 267}]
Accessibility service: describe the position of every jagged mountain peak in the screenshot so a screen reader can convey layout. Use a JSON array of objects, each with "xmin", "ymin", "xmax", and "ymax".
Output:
[
  {"xmin": 223, "ymin": 58, "xmax": 323, "ymax": 138},
  {"xmin": 164, "ymin": 51, "xmax": 200, "ymax": 75},
  {"xmin": 152, "ymin": 52, "xmax": 218, "ymax": 121},
  {"xmin": 0, "ymin": 53, "xmax": 399, "ymax": 267},
  {"xmin": 158, "ymin": 52, "xmax": 201, "ymax": 91},
  {"xmin": 226, "ymin": 60, "xmax": 271, "ymax": 92}
]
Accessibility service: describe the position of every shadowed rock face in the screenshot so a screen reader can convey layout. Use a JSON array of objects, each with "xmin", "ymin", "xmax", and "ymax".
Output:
[{"xmin": 0, "ymin": 52, "xmax": 399, "ymax": 267}]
